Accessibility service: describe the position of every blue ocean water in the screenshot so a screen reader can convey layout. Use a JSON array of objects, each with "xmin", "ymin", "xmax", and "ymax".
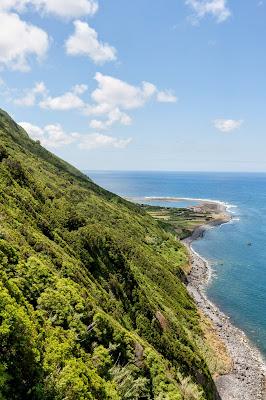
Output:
[{"xmin": 88, "ymin": 171, "xmax": 266, "ymax": 357}]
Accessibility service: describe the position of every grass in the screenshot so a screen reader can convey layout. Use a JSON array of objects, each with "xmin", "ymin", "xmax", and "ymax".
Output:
[{"xmin": 141, "ymin": 204, "xmax": 213, "ymax": 239}]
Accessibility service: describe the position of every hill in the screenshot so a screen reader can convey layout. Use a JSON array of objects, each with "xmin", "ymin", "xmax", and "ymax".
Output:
[{"xmin": 0, "ymin": 109, "xmax": 222, "ymax": 399}]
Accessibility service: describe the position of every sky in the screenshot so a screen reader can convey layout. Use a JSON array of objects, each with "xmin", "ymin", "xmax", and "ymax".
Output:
[{"xmin": 0, "ymin": 0, "xmax": 265, "ymax": 172}]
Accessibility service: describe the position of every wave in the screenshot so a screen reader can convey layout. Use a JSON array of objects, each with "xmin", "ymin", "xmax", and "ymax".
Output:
[
  {"xmin": 144, "ymin": 196, "xmax": 237, "ymax": 212},
  {"xmin": 231, "ymin": 217, "xmax": 240, "ymax": 222}
]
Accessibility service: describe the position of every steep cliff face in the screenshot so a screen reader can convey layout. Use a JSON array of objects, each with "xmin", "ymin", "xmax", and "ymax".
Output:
[{"xmin": 0, "ymin": 109, "xmax": 219, "ymax": 399}]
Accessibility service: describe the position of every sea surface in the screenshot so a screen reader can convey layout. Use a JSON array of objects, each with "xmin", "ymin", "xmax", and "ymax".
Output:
[{"xmin": 88, "ymin": 171, "xmax": 266, "ymax": 357}]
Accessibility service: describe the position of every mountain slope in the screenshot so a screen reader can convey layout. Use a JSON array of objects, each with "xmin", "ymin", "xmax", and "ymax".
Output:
[{"xmin": 0, "ymin": 109, "xmax": 220, "ymax": 399}]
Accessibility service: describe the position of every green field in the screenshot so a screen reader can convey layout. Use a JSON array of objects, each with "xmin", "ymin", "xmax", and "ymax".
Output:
[{"xmin": 141, "ymin": 205, "xmax": 213, "ymax": 239}]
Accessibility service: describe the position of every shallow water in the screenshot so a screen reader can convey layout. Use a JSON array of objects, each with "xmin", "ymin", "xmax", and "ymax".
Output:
[{"xmin": 88, "ymin": 171, "xmax": 266, "ymax": 356}]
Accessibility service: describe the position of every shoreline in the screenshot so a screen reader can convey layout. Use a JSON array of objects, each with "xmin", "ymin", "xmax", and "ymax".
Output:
[
  {"xmin": 131, "ymin": 194, "xmax": 266, "ymax": 398},
  {"xmin": 182, "ymin": 207, "xmax": 266, "ymax": 400}
]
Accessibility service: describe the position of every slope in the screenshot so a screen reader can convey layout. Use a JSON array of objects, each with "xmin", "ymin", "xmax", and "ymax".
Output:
[{"xmin": 0, "ymin": 109, "xmax": 220, "ymax": 400}]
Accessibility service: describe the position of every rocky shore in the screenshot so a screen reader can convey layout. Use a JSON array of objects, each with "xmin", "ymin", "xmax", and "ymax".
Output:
[{"xmin": 183, "ymin": 207, "xmax": 266, "ymax": 400}]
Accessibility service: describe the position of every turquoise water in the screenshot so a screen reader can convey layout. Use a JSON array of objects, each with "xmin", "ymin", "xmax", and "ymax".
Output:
[{"xmin": 88, "ymin": 171, "xmax": 266, "ymax": 357}]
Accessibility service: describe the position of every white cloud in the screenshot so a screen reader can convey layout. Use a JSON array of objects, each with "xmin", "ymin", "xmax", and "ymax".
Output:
[
  {"xmin": 157, "ymin": 90, "xmax": 178, "ymax": 103},
  {"xmin": 89, "ymin": 73, "xmax": 157, "ymax": 112},
  {"xmin": 13, "ymin": 82, "xmax": 87, "ymax": 110},
  {"xmin": 16, "ymin": 74, "xmax": 176, "ymax": 133},
  {"xmin": 36, "ymin": 0, "xmax": 98, "ymax": 19},
  {"xmin": 89, "ymin": 108, "xmax": 132, "ymax": 130},
  {"xmin": 32, "ymin": 81, "xmax": 46, "ymax": 94},
  {"xmin": 19, "ymin": 121, "xmax": 76, "ymax": 147},
  {"xmin": 65, "ymin": 20, "xmax": 117, "ymax": 65},
  {"xmin": 83, "ymin": 73, "xmax": 177, "ymax": 129},
  {"xmin": 0, "ymin": 0, "xmax": 99, "ymax": 19},
  {"xmin": 39, "ymin": 91, "xmax": 85, "ymax": 111},
  {"xmin": 19, "ymin": 121, "xmax": 44, "ymax": 138},
  {"xmin": 78, "ymin": 133, "xmax": 132, "ymax": 150},
  {"xmin": 19, "ymin": 121, "xmax": 132, "ymax": 150},
  {"xmin": 186, "ymin": 0, "xmax": 231, "ymax": 23},
  {"xmin": 214, "ymin": 119, "xmax": 243, "ymax": 132},
  {"xmin": 0, "ymin": 1, "xmax": 28, "ymax": 12},
  {"xmin": 14, "ymin": 81, "xmax": 47, "ymax": 106},
  {"xmin": 72, "ymin": 84, "xmax": 88, "ymax": 95},
  {"xmin": 0, "ymin": 11, "xmax": 49, "ymax": 71}
]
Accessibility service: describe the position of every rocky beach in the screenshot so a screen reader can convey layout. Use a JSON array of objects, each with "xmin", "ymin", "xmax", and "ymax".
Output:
[{"xmin": 183, "ymin": 202, "xmax": 266, "ymax": 400}]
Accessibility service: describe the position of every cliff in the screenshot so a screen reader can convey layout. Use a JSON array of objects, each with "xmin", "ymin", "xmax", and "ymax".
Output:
[{"xmin": 0, "ymin": 109, "xmax": 220, "ymax": 399}]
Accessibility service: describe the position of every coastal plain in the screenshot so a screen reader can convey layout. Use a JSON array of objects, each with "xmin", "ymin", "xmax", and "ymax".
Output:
[{"xmin": 143, "ymin": 198, "xmax": 266, "ymax": 399}]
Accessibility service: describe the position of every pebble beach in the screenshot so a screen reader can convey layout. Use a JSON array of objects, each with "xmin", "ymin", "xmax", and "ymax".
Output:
[{"xmin": 183, "ymin": 205, "xmax": 266, "ymax": 400}]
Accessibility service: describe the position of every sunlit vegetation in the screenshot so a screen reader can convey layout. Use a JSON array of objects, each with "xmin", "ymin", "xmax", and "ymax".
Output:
[
  {"xmin": 0, "ymin": 109, "xmax": 221, "ymax": 399},
  {"xmin": 142, "ymin": 205, "xmax": 213, "ymax": 239}
]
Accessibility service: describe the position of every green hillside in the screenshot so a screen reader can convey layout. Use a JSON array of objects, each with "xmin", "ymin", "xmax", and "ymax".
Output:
[{"xmin": 0, "ymin": 109, "xmax": 221, "ymax": 399}]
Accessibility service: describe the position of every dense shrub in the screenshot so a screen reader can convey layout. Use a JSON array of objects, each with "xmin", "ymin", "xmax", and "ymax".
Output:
[
  {"xmin": 0, "ymin": 145, "xmax": 8, "ymax": 162},
  {"xmin": 5, "ymin": 157, "xmax": 28, "ymax": 185},
  {"xmin": 0, "ymin": 108, "xmax": 218, "ymax": 400}
]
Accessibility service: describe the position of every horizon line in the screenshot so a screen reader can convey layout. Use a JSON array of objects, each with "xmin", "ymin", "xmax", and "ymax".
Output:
[{"xmin": 83, "ymin": 169, "xmax": 266, "ymax": 174}]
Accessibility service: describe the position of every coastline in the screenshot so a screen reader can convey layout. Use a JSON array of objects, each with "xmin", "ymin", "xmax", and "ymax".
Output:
[{"xmin": 182, "ymin": 206, "xmax": 266, "ymax": 400}]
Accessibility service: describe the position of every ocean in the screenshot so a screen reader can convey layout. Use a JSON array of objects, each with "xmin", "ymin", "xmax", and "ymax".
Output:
[{"xmin": 88, "ymin": 171, "xmax": 266, "ymax": 357}]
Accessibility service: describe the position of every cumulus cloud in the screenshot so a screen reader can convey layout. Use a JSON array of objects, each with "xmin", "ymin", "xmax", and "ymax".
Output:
[
  {"xmin": 19, "ymin": 121, "xmax": 76, "ymax": 147},
  {"xmin": 19, "ymin": 121, "xmax": 132, "ymax": 150},
  {"xmin": 65, "ymin": 20, "xmax": 117, "ymax": 65},
  {"xmin": 0, "ymin": 11, "xmax": 49, "ymax": 71},
  {"xmin": 35, "ymin": 0, "xmax": 98, "ymax": 19},
  {"xmin": 39, "ymin": 91, "xmax": 85, "ymax": 111},
  {"xmin": 89, "ymin": 108, "xmax": 132, "ymax": 130},
  {"xmin": 157, "ymin": 90, "xmax": 178, "ymax": 103},
  {"xmin": 83, "ymin": 73, "xmax": 177, "ymax": 128},
  {"xmin": 0, "ymin": 0, "xmax": 99, "ymax": 19},
  {"xmin": 88, "ymin": 73, "xmax": 157, "ymax": 113},
  {"xmin": 15, "ymin": 74, "xmax": 177, "ymax": 132},
  {"xmin": 14, "ymin": 81, "xmax": 47, "ymax": 106},
  {"xmin": 186, "ymin": 0, "xmax": 231, "ymax": 23},
  {"xmin": 19, "ymin": 121, "xmax": 44, "ymax": 138},
  {"xmin": 214, "ymin": 118, "xmax": 243, "ymax": 132},
  {"xmin": 78, "ymin": 133, "xmax": 132, "ymax": 149},
  {"xmin": 0, "ymin": 1, "xmax": 28, "ymax": 12},
  {"xmin": 72, "ymin": 84, "xmax": 88, "ymax": 95},
  {"xmin": 13, "ymin": 82, "xmax": 87, "ymax": 110}
]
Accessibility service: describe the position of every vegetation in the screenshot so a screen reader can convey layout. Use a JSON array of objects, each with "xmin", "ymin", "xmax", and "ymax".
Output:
[
  {"xmin": 141, "ymin": 205, "xmax": 213, "ymax": 240},
  {"xmin": 0, "ymin": 109, "xmax": 221, "ymax": 399}
]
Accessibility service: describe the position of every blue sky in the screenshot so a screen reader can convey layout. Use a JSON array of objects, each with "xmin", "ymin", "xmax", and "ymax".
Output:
[{"xmin": 0, "ymin": 0, "xmax": 265, "ymax": 171}]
